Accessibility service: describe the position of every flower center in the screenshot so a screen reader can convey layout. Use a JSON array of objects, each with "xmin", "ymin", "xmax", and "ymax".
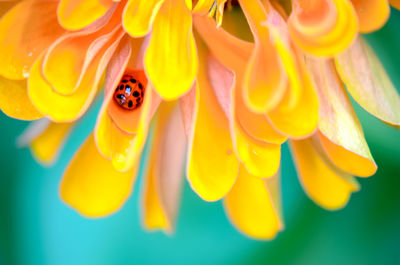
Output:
[{"xmin": 113, "ymin": 74, "xmax": 145, "ymax": 110}]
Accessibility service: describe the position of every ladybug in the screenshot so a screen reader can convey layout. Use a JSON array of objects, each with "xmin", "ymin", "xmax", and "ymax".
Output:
[{"xmin": 113, "ymin": 73, "xmax": 145, "ymax": 110}]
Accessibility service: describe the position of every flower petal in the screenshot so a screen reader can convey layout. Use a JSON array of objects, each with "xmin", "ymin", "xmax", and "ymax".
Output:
[
  {"xmin": 57, "ymin": 0, "xmax": 115, "ymax": 30},
  {"xmin": 208, "ymin": 56, "xmax": 287, "ymax": 145},
  {"xmin": 205, "ymin": 54, "xmax": 282, "ymax": 178},
  {"xmin": 390, "ymin": 0, "xmax": 400, "ymax": 9},
  {"xmin": 335, "ymin": 36, "xmax": 400, "ymax": 126},
  {"xmin": 290, "ymin": 139, "xmax": 360, "ymax": 210},
  {"xmin": 144, "ymin": 0, "xmax": 198, "ymax": 100},
  {"xmin": 288, "ymin": 0, "xmax": 358, "ymax": 57},
  {"xmin": 239, "ymin": 0, "xmax": 287, "ymax": 112},
  {"xmin": 0, "ymin": 77, "xmax": 43, "ymax": 120},
  {"xmin": 123, "ymin": 0, "xmax": 166, "ymax": 37},
  {"xmin": 43, "ymin": 8, "xmax": 122, "ymax": 95},
  {"xmin": 30, "ymin": 122, "xmax": 74, "ymax": 165},
  {"xmin": 183, "ymin": 45, "xmax": 239, "ymax": 202},
  {"xmin": 224, "ymin": 165, "xmax": 283, "ymax": 240},
  {"xmin": 60, "ymin": 134, "xmax": 138, "ymax": 217},
  {"xmin": 233, "ymin": 122, "xmax": 282, "ymax": 178},
  {"xmin": 307, "ymin": 58, "xmax": 376, "ymax": 177},
  {"xmin": 268, "ymin": 61, "xmax": 319, "ymax": 139},
  {"xmin": 0, "ymin": 0, "xmax": 65, "ymax": 80},
  {"xmin": 95, "ymin": 39, "xmax": 161, "ymax": 172},
  {"xmin": 350, "ymin": 0, "xmax": 390, "ymax": 33},
  {"xmin": 28, "ymin": 28, "xmax": 125, "ymax": 122},
  {"xmin": 142, "ymin": 103, "xmax": 186, "ymax": 233},
  {"xmin": 192, "ymin": 0, "xmax": 215, "ymax": 14},
  {"xmin": 193, "ymin": 15, "xmax": 252, "ymax": 73}
]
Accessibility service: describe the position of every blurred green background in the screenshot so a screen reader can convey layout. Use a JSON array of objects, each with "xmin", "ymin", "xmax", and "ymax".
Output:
[{"xmin": 0, "ymin": 9, "xmax": 400, "ymax": 265}]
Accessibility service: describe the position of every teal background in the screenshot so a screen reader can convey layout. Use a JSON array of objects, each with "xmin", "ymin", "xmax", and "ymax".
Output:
[{"xmin": 0, "ymin": 9, "xmax": 400, "ymax": 265}]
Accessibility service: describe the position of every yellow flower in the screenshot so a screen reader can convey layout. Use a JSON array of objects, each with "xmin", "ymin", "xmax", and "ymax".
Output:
[{"xmin": 1, "ymin": 0, "xmax": 400, "ymax": 240}]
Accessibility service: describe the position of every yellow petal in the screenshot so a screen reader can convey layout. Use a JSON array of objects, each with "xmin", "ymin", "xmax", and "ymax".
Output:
[
  {"xmin": 0, "ymin": 77, "xmax": 43, "ymax": 120},
  {"xmin": 390, "ymin": 0, "xmax": 400, "ymax": 9},
  {"xmin": 193, "ymin": 0, "xmax": 215, "ymax": 14},
  {"xmin": 288, "ymin": 0, "xmax": 358, "ymax": 57},
  {"xmin": 145, "ymin": 0, "xmax": 198, "ymax": 100},
  {"xmin": 268, "ymin": 61, "xmax": 319, "ymax": 139},
  {"xmin": 30, "ymin": 122, "xmax": 74, "ymax": 165},
  {"xmin": 60, "ymin": 134, "xmax": 138, "ymax": 217},
  {"xmin": 57, "ymin": 0, "xmax": 114, "ymax": 30},
  {"xmin": 184, "ymin": 44, "xmax": 239, "ymax": 202},
  {"xmin": 290, "ymin": 139, "xmax": 360, "ymax": 210},
  {"xmin": 319, "ymin": 133, "xmax": 376, "ymax": 177},
  {"xmin": 224, "ymin": 165, "xmax": 283, "ymax": 240},
  {"xmin": 335, "ymin": 36, "xmax": 400, "ymax": 126},
  {"xmin": 239, "ymin": 0, "xmax": 287, "ymax": 112},
  {"xmin": 350, "ymin": 0, "xmax": 390, "ymax": 33},
  {"xmin": 142, "ymin": 103, "xmax": 186, "ymax": 233},
  {"xmin": 307, "ymin": 58, "xmax": 376, "ymax": 177},
  {"xmin": 95, "ymin": 38, "xmax": 160, "ymax": 172},
  {"xmin": 28, "ymin": 29, "xmax": 125, "ymax": 122},
  {"xmin": 123, "ymin": 0, "xmax": 166, "ymax": 37},
  {"xmin": 233, "ymin": 122, "xmax": 282, "ymax": 178},
  {"xmin": 0, "ymin": 0, "xmax": 65, "ymax": 80}
]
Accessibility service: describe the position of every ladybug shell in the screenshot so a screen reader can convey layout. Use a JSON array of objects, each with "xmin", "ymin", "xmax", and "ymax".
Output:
[{"xmin": 113, "ymin": 73, "xmax": 145, "ymax": 110}]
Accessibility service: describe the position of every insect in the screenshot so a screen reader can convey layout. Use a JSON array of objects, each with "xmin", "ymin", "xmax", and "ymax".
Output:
[{"xmin": 113, "ymin": 73, "xmax": 145, "ymax": 110}]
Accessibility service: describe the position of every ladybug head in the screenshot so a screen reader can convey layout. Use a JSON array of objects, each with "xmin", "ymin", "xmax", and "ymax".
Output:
[{"xmin": 113, "ymin": 73, "xmax": 145, "ymax": 111}]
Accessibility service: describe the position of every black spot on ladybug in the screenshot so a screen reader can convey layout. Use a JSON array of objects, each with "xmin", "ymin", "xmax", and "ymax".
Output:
[
  {"xmin": 121, "ymin": 80, "xmax": 128, "ymax": 83},
  {"xmin": 138, "ymin": 83, "xmax": 143, "ymax": 90},
  {"xmin": 133, "ymin": 91, "xmax": 140, "ymax": 97},
  {"xmin": 130, "ymin": 79, "xmax": 136, "ymax": 83},
  {"xmin": 128, "ymin": 100, "xmax": 133, "ymax": 108}
]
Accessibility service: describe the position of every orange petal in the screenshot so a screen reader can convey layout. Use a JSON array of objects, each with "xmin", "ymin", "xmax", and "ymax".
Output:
[
  {"xmin": 350, "ymin": 0, "xmax": 390, "ymax": 32},
  {"xmin": 390, "ymin": 0, "xmax": 400, "ymax": 9},
  {"xmin": 60, "ymin": 134, "xmax": 138, "ymax": 217},
  {"xmin": 0, "ymin": 77, "xmax": 43, "ymax": 120},
  {"xmin": 239, "ymin": 0, "xmax": 287, "ymax": 112},
  {"xmin": 307, "ymin": 58, "xmax": 376, "ymax": 177},
  {"xmin": 224, "ymin": 165, "xmax": 283, "ymax": 240},
  {"xmin": 144, "ymin": 0, "xmax": 198, "ymax": 100},
  {"xmin": 57, "ymin": 0, "xmax": 115, "ymax": 30},
  {"xmin": 194, "ymin": 15, "xmax": 252, "ymax": 73},
  {"xmin": 123, "ymin": 0, "xmax": 166, "ymax": 37},
  {"xmin": 183, "ymin": 44, "xmax": 239, "ymax": 202},
  {"xmin": 142, "ymin": 103, "xmax": 186, "ymax": 233},
  {"xmin": 268, "ymin": 61, "xmax": 319, "ymax": 139},
  {"xmin": 288, "ymin": 0, "xmax": 358, "ymax": 57},
  {"xmin": 0, "ymin": 0, "xmax": 65, "ymax": 80},
  {"xmin": 43, "ymin": 10, "xmax": 122, "ymax": 95},
  {"xmin": 206, "ymin": 55, "xmax": 282, "ymax": 178},
  {"xmin": 335, "ymin": 36, "xmax": 400, "ymax": 126},
  {"xmin": 209, "ymin": 57, "xmax": 287, "ymax": 145},
  {"xmin": 29, "ymin": 121, "xmax": 73, "ymax": 165},
  {"xmin": 28, "ymin": 28, "xmax": 125, "ymax": 122},
  {"xmin": 290, "ymin": 139, "xmax": 360, "ymax": 210},
  {"xmin": 107, "ymin": 69, "xmax": 149, "ymax": 133},
  {"xmin": 94, "ymin": 36, "xmax": 132, "ymax": 159}
]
